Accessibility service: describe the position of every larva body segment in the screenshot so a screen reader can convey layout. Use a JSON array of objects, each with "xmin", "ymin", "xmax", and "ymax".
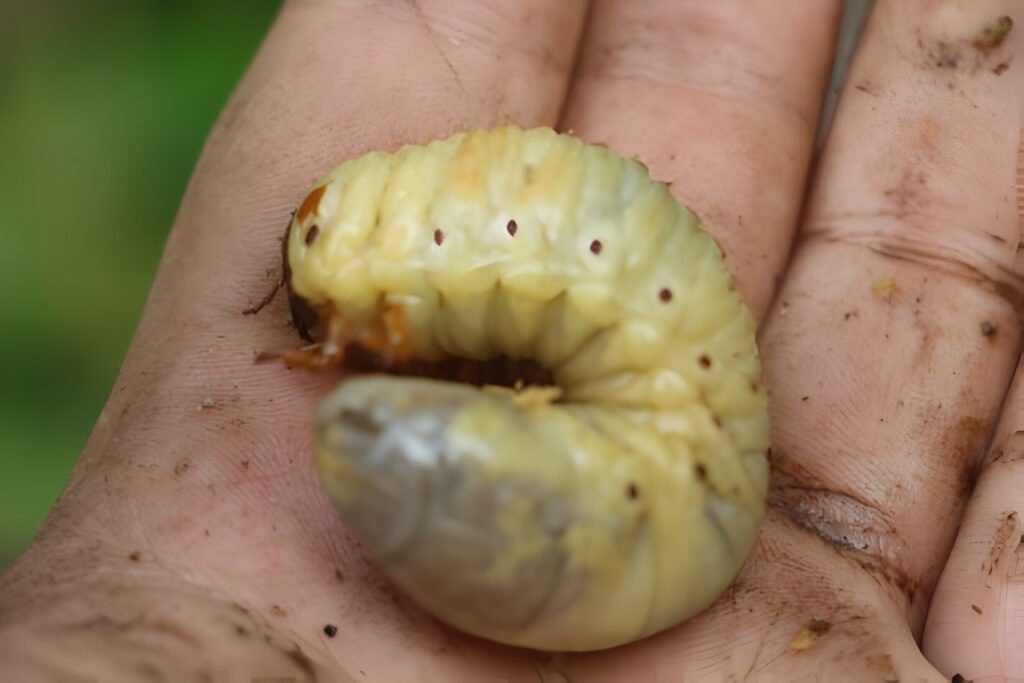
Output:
[{"xmin": 287, "ymin": 127, "xmax": 769, "ymax": 651}]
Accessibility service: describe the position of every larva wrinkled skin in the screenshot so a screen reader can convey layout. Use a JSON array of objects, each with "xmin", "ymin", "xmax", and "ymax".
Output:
[{"xmin": 284, "ymin": 126, "xmax": 769, "ymax": 652}]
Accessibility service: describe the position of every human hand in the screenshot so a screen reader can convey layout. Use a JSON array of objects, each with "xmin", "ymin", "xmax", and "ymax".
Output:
[{"xmin": 1, "ymin": 1, "xmax": 1021, "ymax": 680}]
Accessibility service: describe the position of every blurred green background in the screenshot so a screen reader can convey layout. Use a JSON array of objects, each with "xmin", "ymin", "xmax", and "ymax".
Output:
[{"xmin": 0, "ymin": 0, "xmax": 281, "ymax": 566}]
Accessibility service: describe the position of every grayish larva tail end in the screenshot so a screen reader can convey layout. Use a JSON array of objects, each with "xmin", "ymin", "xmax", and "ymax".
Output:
[
  {"xmin": 316, "ymin": 376, "xmax": 764, "ymax": 651},
  {"xmin": 316, "ymin": 377, "xmax": 579, "ymax": 646}
]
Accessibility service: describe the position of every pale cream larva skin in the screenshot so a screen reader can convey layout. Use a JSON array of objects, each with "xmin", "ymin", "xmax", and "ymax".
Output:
[{"xmin": 287, "ymin": 126, "xmax": 769, "ymax": 651}]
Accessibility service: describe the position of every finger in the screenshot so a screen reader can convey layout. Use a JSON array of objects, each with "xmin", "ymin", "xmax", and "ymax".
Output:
[
  {"xmin": 557, "ymin": 0, "xmax": 842, "ymax": 320},
  {"xmin": 923, "ymin": 355, "xmax": 1024, "ymax": 679},
  {"xmin": 762, "ymin": 0, "xmax": 1023, "ymax": 635},
  {"xmin": 62, "ymin": 0, "xmax": 589, "ymax": 677}
]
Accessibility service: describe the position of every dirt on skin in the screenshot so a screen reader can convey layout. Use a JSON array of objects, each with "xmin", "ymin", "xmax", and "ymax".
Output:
[
  {"xmin": 973, "ymin": 16, "xmax": 1013, "ymax": 50},
  {"xmin": 790, "ymin": 619, "xmax": 832, "ymax": 651},
  {"xmin": 917, "ymin": 15, "xmax": 1014, "ymax": 76}
]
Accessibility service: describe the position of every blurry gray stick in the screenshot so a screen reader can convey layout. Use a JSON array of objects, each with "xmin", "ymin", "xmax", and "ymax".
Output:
[{"xmin": 816, "ymin": 0, "xmax": 875, "ymax": 150}]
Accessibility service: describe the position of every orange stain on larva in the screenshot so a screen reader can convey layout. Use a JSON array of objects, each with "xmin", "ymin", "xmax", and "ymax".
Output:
[
  {"xmin": 297, "ymin": 185, "xmax": 328, "ymax": 223},
  {"xmin": 381, "ymin": 303, "xmax": 417, "ymax": 360},
  {"xmin": 356, "ymin": 302, "xmax": 418, "ymax": 363}
]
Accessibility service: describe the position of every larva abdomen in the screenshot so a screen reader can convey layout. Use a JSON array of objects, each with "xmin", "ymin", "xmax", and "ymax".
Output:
[{"xmin": 287, "ymin": 126, "xmax": 769, "ymax": 651}]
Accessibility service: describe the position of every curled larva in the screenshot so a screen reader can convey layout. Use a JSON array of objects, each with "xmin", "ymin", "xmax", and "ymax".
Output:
[{"xmin": 283, "ymin": 126, "xmax": 769, "ymax": 652}]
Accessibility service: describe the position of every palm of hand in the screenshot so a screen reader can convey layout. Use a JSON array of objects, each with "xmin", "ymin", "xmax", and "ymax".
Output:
[{"xmin": 3, "ymin": 2, "xmax": 1023, "ymax": 681}]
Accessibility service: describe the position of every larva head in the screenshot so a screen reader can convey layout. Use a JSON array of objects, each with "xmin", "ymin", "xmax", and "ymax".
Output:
[{"xmin": 287, "ymin": 126, "xmax": 771, "ymax": 651}]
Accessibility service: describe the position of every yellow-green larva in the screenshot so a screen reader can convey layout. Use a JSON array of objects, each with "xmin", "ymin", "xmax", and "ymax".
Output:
[{"xmin": 284, "ymin": 126, "xmax": 769, "ymax": 651}]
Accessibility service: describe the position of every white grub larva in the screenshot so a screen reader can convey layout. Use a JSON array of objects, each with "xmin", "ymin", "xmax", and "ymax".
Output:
[{"xmin": 283, "ymin": 126, "xmax": 769, "ymax": 651}]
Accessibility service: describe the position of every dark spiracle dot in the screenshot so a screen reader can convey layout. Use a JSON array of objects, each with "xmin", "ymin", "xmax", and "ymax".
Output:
[
  {"xmin": 433, "ymin": 229, "xmax": 444, "ymax": 245},
  {"xmin": 323, "ymin": 624, "xmax": 338, "ymax": 638},
  {"xmin": 659, "ymin": 287, "xmax": 673, "ymax": 302},
  {"xmin": 698, "ymin": 354, "xmax": 711, "ymax": 369},
  {"xmin": 694, "ymin": 463, "xmax": 707, "ymax": 481},
  {"xmin": 305, "ymin": 224, "xmax": 320, "ymax": 246},
  {"xmin": 626, "ymin": 483, "xmax": 639, "ymax": 500},
  {"xmin": 507, "ymin": 219, "xmax": 518, "ymax": 236},
  {"xmin": 589, "ymin": 239, "xmax": 602, "ymax": 255}
]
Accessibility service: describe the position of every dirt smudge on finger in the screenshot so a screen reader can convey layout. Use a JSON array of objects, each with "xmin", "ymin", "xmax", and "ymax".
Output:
[
  {"xmin": 928, "ymin": 39, "xmax": 962, "ymax": 70},
  {"xmin": 937, "ymin": 414, "xmax": 988, "ymax": 498},
  {"xmin": 987, "ymin": 432, "xmax": 1024, "ymax": 464},
  {"xmin": 982, "ymin": 511, "xmax": 1019, "ymax": 576},
  {"xmin": 790, "ymin": 619, "xmax": 832, "ymax": 651},
  {"xmin": 973, "ymin": 16, "xmax": 1013, "ymax": 51},
  {"xmin": 853, "ymin": 81, "xmax": 879, "ymax": 96},
  {"xmin": 173, "ymin": 458, "xmax": 192, "ymax": 477},
  {"xmin": 866, "ymin": 653, "xmax": 898, "ymax": 679},
  {"xmin": 916, "ymin": 16, "xmax": 1014, "ymax": 75}
]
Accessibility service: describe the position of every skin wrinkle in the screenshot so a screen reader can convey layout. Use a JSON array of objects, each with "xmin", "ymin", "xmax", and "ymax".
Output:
[
  {"xmin": 377, "ymin": 0, "xmax": 575, "ymax": 74},
  {"xmin": 767, "ymin": 484, "xmax": 900, "ymax": 555},
  {"xmin": 569, "ymin": 5, "xmax": 813, "ymax": 129},
  {"xmin": 766, "ymin": 449, "xmax": 919, "ymax": 609},
  {"xmin": 575, "ymin": 57, "xmax": 811, "ymax": 135},
  {"xmin": 802, "ymin": 226, "xmax": 1024, "ymax": 313},
  {"xmin": 405, "ymin": 0, "xmax": 465, "ymax": 93},
  {"xmin": 0, "ymin": 555, "xmax": 323, "ymax": 682}
]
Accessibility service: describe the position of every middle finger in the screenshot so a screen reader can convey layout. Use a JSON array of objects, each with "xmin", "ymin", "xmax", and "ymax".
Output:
[
  {"xmin": 762, "ymin": 0, "xmax": 1023, "ymax": 632},
  {"xmin": 558, "ymin": 0, "xmax": 843, "ymax": 320}
]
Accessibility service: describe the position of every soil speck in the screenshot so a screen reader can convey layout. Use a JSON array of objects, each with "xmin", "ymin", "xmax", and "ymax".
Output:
[
  {"xmin": 790, "ymin": 619, "xmax": 832, "ymax": 651},
  {"xmin": 974, "ymin": 16, "xmax": 1013, "ymax": 50}
]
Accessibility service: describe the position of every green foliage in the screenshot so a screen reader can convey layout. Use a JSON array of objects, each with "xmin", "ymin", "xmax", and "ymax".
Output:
[{"xmin": 0, "ymin": 0, "xmax": 280, "ymax": 565}]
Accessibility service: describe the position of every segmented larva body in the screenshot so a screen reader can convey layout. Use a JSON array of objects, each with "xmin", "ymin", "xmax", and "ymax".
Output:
[{"xmin": 285, "ymin": 126, "xmax": 769, "ymax": 651}]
